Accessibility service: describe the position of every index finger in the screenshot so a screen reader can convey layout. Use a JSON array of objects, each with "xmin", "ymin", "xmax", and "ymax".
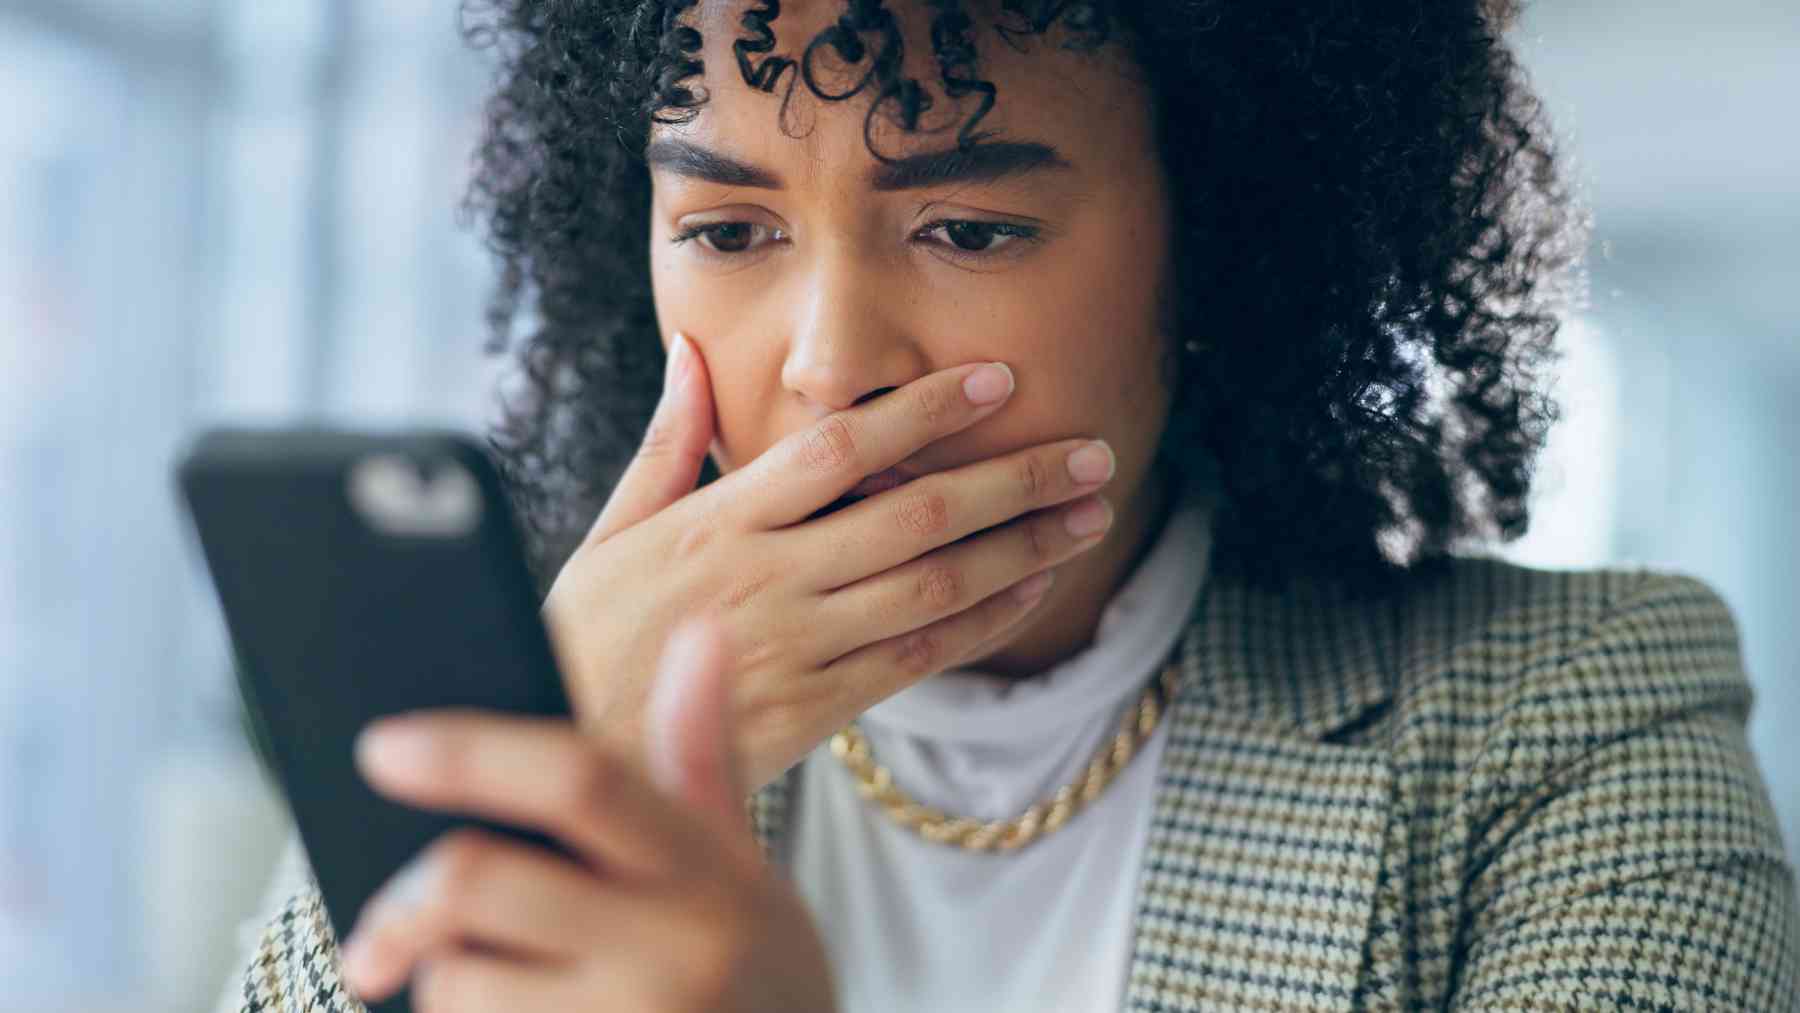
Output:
[
  {"xmin": 732, "ymin": 361, "xmax": 1015, "ymax": 530},
  {"xmin": 354, "ymin": 710, "xmax": 719, "ymax": 881}
]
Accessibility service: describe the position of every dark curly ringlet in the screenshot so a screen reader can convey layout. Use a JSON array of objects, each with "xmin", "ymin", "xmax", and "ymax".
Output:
[
  {"xmin": 733, "ymin": 2, "xmax": 794, "ymax": 92},
  {"xmin": 457, "ymin": 0, "xmax": 1585, "ymax": 599}
]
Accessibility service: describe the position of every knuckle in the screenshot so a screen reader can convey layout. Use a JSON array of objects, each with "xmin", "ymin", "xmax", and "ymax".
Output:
[
  {"xmin": 894, "ymin": 626, "xmax": 945, "ymax": 674},
  {"xmin": 564, "ymin": 745, "xmax": 622, "ymax": 815},
  {"xmin": 432, "ymin": 831, "xmax": 495, "ymax": 907},
  {"xmin": 1016, "ymin": 453, "xmax": 1052, "ymax": 500},
  {"xmin": 799, "ymin": 416, "xmax": 858, "ymax": 476},
  {"xmin": 892, "ymin": 489, "xmax": 950, "ymax": 537},
  {"xmin": 915, "ymin": 565, "xmax": 964, "ymax": 611},
  {"xmin": 723, "ymin": 570, "xmax": 772, "ymax": 609},
  {"xmin": 731, "ymin": 632, "xmax": 786, "ymax": 682},
  {"xmin": 637, "ymin": 416, "xmax": 680, "ymax": 462},
  {"xmin": 670, "ymin": 518, "xmax": 714, "ymax": 560}
]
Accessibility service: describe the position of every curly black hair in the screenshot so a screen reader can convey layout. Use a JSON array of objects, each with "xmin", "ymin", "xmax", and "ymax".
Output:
[{"xmin": 457, "ymin": 0, "xmax": 1585, "ymax": 598}]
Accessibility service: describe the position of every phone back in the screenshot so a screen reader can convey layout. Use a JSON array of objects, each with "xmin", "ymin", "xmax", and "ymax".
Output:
[{"xmin": 176, "ymin": 427, "xmax": 573, "ymax": 1013}]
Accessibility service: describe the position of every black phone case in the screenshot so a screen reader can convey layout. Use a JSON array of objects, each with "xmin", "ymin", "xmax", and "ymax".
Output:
[{"xmin": 175, "ymin": 426, "xmax": 575, "ymax": 1013}]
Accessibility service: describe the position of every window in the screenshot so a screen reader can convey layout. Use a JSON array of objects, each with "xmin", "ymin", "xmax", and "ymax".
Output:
[{"xmin": 0, "ymin": 3, "xmax": 497, "ymax": 1007}]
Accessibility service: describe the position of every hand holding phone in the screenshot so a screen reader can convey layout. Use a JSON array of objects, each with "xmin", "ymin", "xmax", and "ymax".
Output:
[
  {"xmin": 178, "ymin": 428, "xmax": 579, "ymax": 1013},
  {"xmin": 332, "ymin": 619, "xmax": 837, "ymax": 1012}
]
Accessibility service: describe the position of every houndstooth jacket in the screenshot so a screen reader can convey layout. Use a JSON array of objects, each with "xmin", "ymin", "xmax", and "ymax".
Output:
[{"xmin": 236, "ymin": 558, "xmax": 1799, "ymax": 1011}]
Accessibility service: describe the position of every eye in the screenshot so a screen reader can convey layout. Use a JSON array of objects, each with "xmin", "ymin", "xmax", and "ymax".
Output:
[
  {"xmin": 916, "ymin": 219, "xmax": 1039, "ymax": 257},
  {"xmin": 669, "ymin": 221, "xmax": 785, "ymax": 255}
]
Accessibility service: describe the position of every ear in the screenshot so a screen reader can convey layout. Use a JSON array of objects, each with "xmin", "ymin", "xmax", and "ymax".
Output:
[{"xmin": 644, "ymin": 618, "xmax": 754, "ymax": 844}]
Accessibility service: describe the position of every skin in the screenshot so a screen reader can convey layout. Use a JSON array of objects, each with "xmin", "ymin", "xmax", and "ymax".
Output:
[
  {"xmin": 341, "ymin": 621, "xmax": 838, "ymax": 1010},
  {"xmin": 339, "ymin": 4, "xmax": 1189, "ymax": 1006},
  {"xmin": 649, "ymin": 0, "xmax": 1180, "ymax": 680}
]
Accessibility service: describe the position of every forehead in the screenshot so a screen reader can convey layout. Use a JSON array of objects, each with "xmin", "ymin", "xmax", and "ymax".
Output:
[{"xmin": 658, "ymin": 0, "xmax": 1150, "ymax": 172}]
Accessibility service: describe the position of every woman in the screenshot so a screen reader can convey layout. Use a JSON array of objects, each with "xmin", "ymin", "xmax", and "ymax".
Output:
[{"xmin": 233, "ymin": 1, "xmax": 1799, "ymax": 1010}]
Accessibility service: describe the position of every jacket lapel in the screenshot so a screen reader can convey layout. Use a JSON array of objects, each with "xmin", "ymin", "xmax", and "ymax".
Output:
[
  {"xmin": 748, "ymin": 761, "xmax": 794, "ymax": 861},
  {"xmin": 1121, "ymin": 570, "xmax": 1401, "ymax": 1012},
  {"xmin": 748, "ymin": 566, "xmax": 1404, "ymax": 1011}
]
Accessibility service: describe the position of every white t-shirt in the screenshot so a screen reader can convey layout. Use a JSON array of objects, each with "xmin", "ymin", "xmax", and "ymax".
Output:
[{"xmin": 787, "ymin": 490, "xmax": 1214, "ymax": 1013}]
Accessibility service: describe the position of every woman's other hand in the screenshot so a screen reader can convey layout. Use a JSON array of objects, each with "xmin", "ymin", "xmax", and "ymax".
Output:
[
  {"xmin": 337, "ymin": 619, "xmax": 838, "ymax": 1012},
  {"xmin": 542, "ymin": 332, "xmax": 1117, "ymax": 794}
]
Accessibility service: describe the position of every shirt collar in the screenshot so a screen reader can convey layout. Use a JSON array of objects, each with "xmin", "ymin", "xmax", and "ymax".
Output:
[{"xmin": 857, "ymin": 482, "xmax": 1217, "ymax": 745}]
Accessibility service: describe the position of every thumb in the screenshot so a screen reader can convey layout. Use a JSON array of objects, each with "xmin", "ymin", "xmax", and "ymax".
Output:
[
  {"xmin": 645, "ymin": 617, "xmax": 754, "ymax": 843},
  {"xmin": 586, "ymin": 331, "xmax": 716, "ymax": 545}
]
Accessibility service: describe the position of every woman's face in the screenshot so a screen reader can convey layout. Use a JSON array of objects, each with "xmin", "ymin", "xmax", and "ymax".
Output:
[{"xmin": 647, "ymin": 2, "xmax": 1179, "ymax": 673}]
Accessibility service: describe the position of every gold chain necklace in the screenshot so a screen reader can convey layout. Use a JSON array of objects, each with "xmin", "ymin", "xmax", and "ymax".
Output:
[{"xmin": 828, "ymin": 647, "xmax": 1184, "ymax": 853}]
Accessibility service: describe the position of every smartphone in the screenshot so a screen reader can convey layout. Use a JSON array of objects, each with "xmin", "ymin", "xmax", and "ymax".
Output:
[{"xmin": 176, "ymin": 426, "xmax": 575, "ymax": 1013}]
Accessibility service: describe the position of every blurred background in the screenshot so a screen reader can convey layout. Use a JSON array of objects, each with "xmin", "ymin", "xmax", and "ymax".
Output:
[{"xmin": 0, "ymin": 1, "xmax": 1794, "ymax": 1010}]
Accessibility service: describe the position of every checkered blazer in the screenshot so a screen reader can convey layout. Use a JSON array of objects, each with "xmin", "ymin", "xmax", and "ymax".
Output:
[{"xmin": 238, "ymin": 558, "xmax": 1798, "ymax": 1011}]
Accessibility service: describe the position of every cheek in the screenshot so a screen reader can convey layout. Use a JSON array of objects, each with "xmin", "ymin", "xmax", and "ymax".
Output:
[
  {"xmin": 1001, "ymin": 240, "xmax": 1172, "ymax": 471},
  {"xmin": 1050, "ymin": 224, "xmax": 1167, "ymax": 359},
  {"xmin": 701, "ymin": 380, "xmax": 768, "ymax": 478},
  {"xmin": 984, "ymin": 233, "xmax": 1170, "ymax": 414},
  {"xmin": 647, "ymin": 201, "xmax": 1172, "ymax": 476},
  {"xmin": 1024, "ymin": 330, "xmax": 1167, "ymax": 452},
  {"xmin": 649, "ymin": 222, "xmax": 783, "ymax": 339},
  {"xmin": 649, "ymin": 246, "xmax": 779, "ymax": 476},
  {"xmin": 650, "ymin": 245, "xmax": 721, "ymax": 336}
]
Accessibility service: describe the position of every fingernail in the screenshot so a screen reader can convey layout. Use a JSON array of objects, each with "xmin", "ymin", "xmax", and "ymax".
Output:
[
  {"xmin": 375, "ymin": 854, "xmax": 437, "ymax": 915},
  {"xmin": 355, "ymin": 719, "xmax": 434, "ymax": 785},
  {"xmin": 339, "ymin": 931, "xmax": 386, "ymax": 990},
  {"xmin": 666, "ymin": 333, "xmax": 691, "ymax": 392},
  {"xmin": 343, "ymin": 925, "xmax": 406, "ymax": 1001},
  {"xmin": 1013, "ymin": 570, "xmax": 1054, "ymax": 604},
  {"xmin": 1066, "ymin": 441, "xmax": 1115, "ymax": 484},
  {"xmin": 1065, "ymin": 497, "xmax": 1112, "ymax": 539},
  {"xmin": 963, "ymin": 362, "xmax": 1014, "ymax": 405}
]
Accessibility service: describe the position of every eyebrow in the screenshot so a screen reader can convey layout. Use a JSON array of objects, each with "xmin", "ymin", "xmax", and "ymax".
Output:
[{"xmin": 643, "ymin": 138, "xmax": 1074, "ymax": 192}]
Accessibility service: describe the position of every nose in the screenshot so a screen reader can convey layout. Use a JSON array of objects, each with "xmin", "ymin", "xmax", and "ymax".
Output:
[{"xmin": 779, "ymin": 253, "xmax": 925, "ymax": 416}]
